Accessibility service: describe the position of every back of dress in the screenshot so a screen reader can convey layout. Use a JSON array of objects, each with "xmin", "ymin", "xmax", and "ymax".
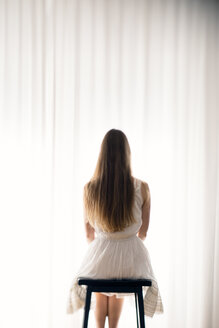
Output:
[{"xmin": 66, "ymin": 177, "xmax": 164, "ymax": 317}]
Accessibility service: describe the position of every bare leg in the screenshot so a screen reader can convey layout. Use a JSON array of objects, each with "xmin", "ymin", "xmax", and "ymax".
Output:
[
  {"xmin": 108, "ymin": 295, "xmax": 124, "ymax": 328},
  {"xmin": 94, "ymin": 293, "xmax": 108, "ymax": 328}
]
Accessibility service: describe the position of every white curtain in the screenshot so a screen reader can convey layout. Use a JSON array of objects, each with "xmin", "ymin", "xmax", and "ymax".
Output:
[{"xmin": 0, "ymin": 0, "xmax": 218, "ymax": 327}]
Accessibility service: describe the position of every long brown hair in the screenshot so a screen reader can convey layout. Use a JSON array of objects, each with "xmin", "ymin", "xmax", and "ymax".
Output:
[{"xmin": 84, "ymin": 129, "xmax": 135, "ymax": 232}]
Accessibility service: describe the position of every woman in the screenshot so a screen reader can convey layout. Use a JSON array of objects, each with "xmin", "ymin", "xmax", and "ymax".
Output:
[{"xmin": 67, "ymin": 129, "xmax": 163, "ymax": 328}]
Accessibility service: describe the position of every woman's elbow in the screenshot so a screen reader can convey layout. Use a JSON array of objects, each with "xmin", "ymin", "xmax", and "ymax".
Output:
[{"xmin": 138, "ymin": 232, "xmax": 147, "ymax": 241}]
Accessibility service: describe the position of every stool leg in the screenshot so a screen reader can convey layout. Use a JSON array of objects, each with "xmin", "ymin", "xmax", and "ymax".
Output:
[
  {"xmin": 135, "ymin": 293, "xmax": 139, "ymax": 328},
  {"xmin": 83, "ymin": 286, "xmax": 92, "ymax": 328},
  {"xmin": 137, "ymin": 288, "xmax": 145, "ymax": 328}
]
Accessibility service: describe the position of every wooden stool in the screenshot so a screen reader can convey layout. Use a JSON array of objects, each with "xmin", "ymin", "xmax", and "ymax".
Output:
[{"xmin": 78, "ymin": 278, "xmax": 152, "ymax": 328}]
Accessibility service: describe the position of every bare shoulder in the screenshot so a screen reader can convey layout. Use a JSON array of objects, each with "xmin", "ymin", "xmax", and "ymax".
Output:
[
  {"xmin": 83, "ymin": 182, "xmax": 88, "ymax": 190},
  {"xmin": 139, "ymin": 179, "xmax": 150, "ymax": 204},
  {"xmin": 83, "ymin": 181, "xmax": 91, "ymax": 192},
  {"xmin": 83, "ymin": 182, "xmax": 90, "ymax": 200}
]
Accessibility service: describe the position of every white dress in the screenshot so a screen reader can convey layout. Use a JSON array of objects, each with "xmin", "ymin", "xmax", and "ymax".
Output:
[{"xmin": 66, "ymin": 178, "xmax": 163, "ymax": 317}]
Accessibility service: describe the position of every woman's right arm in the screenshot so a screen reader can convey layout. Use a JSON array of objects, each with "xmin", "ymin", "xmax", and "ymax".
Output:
[
  {"xmin": 83, "ymin": 185, "xmax": 95, "ymax": 243},
  {"xmin": 84, "ymin": 220, "xmax": 95, "ymax": 243},
  {"xmin": 137, "ymin": 181, "xmax": 151, "ymax": 241}
]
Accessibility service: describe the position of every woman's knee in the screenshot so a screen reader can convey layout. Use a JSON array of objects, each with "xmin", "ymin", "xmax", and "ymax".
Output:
[
  {"xmin": 108, "ymin": 296, "xmax": 124, "ymax": 328},
  {"xmin": 94, "ymin": 293, "xmax": 108, "ymax": 327}
]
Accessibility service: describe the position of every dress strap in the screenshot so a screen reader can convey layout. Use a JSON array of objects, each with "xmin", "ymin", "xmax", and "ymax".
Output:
[
  {"xmin": 133, "ymin": 177, "xmax": 142, "ymax": 191},
  {"xmin": 133, "ymin": 177, "xmax": 143, "ymax": 205}
]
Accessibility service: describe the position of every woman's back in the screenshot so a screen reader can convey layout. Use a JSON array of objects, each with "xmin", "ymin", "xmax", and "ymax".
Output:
[
  {"xmin": 95, "ymin": 177, "xmax": 143, "ymax": 240},
  {"xmin": 67, "ymin": 177, "xmax": 163, "ymax": 317}
]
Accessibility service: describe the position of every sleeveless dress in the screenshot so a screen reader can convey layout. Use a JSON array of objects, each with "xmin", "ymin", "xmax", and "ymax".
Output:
[{"xmin": 66, "ymin": 178, "xmax": 163, "ymax": 317}]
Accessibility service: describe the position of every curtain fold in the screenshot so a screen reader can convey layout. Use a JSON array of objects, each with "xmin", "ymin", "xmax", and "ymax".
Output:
[{"xmin": 0, "ymin": 0, "xmax": 218, "ymax": 327}]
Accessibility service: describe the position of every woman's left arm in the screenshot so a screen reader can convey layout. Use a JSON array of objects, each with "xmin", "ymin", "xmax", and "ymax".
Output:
[{"xmin": 137, "ymin": 181, "xmax": 151, "ymax": 241}]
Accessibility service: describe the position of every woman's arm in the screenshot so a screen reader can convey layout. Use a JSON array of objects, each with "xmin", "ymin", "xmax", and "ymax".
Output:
[
  {"xmin": 84, "ymin": 220, "xmax": 95, "ymax": 243},
  {"xmin": 137, "ymin": 181, "xmax": 151, "ymax": 241},
  {"xmin": 83, "ymin": 185, "xmax": 95, "ymax": 243}
]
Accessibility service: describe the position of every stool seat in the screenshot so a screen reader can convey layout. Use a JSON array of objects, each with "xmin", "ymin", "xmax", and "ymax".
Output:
[
  {"xmin": 78, "ymin": 277, "xmax": 152, "ymax": 328},
  {"xmin": 78, "ymin": 278, "xmax": 152, "ymax": 287}
]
